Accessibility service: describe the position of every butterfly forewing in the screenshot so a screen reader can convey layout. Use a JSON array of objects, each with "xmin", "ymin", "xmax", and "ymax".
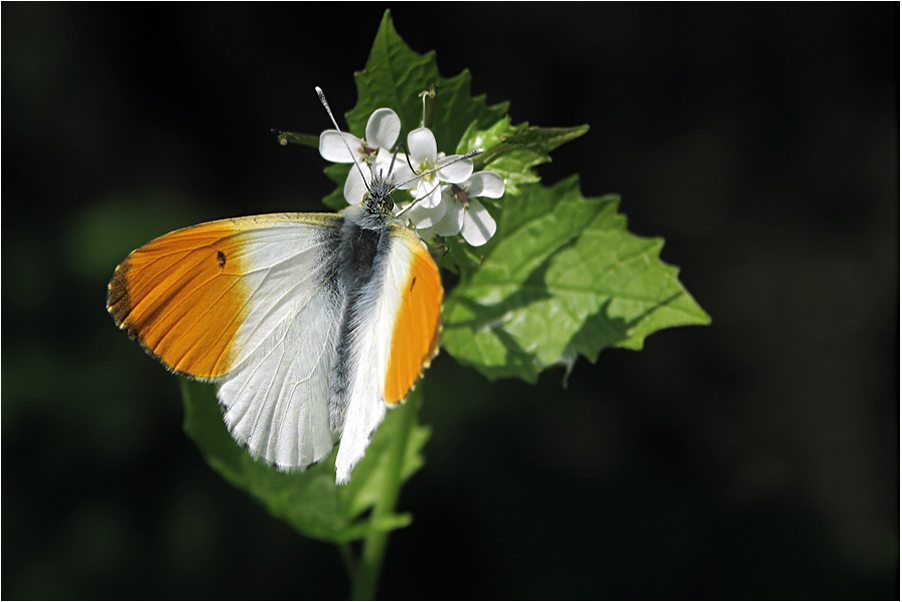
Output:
[
  {"xmin": 109, "ymin": 213, "xmax": 347, "ymax": 468},
  {"xmin": 383, "ymin": 224, "xmax": 443, "ymax": 404},
  {"xmin": 332, "ymin": 220, "xmax": 443, "ymax": 484},
  {"xmin": 108, "ymin": 219, "xmax": 253, "ymax": 377}
]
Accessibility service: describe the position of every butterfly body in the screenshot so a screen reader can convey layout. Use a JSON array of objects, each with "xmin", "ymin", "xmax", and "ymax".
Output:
[{"xmin": 108, "ymin": 179, "xmax": 442, "ymax": 484}]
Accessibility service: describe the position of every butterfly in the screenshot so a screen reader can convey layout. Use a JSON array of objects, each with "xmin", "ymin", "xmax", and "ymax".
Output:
[{"xmin": 108, "ymin": 88, "xmax": 478, "ymax": 484}]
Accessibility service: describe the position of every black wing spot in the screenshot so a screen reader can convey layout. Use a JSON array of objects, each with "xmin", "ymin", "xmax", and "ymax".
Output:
[
  {"xmin": 216, "ymin": 250, "xmax": 227, "ymax": 268},
  {"xmin": 410, "ymin": 276, "xmax": 417, "ymax": 291}
]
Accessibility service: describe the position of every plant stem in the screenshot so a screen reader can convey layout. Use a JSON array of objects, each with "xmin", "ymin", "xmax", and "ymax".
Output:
[
  {"xmin": 349, "ymin": 388, "xmax": 422, "ymax": 600},
  {"xmin": 420, "ymin": 84, "xmax": 437, "ymax": 129}
]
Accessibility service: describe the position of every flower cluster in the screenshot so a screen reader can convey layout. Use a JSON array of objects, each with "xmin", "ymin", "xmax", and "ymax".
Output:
[{"xmin": 319, "ymin": 108, "xmax": 503, "ymax": 246}]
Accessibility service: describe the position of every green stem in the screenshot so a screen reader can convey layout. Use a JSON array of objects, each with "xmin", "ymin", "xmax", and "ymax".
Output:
[
  {"xmin": 270, "ymin": 129, "xmax": 320, "ymax": 148},
  {"xmin": 420, "ymin": 84, "xmax": 437, "ymax": 129},
  {"xmin": 349, "ymin": 388, "xmax": 422, "ymax": 600}
]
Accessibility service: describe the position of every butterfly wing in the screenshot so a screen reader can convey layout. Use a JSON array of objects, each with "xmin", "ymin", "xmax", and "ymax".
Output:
[
  {"xmin": 333, "ymin": 221, "xmax": 442, "ymax": 484},
  {"xmin": 108, "ymin": 213, "xmax": 346, "ymax": 469}
]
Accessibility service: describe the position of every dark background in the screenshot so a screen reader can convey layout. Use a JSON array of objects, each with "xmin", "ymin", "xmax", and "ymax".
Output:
[{"xmin": 3, "ymin": 4, "xmax": 898, "ymax": 599}]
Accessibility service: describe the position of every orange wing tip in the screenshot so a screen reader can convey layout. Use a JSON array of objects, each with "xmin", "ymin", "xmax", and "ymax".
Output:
[
  {"xmin": 385, "ymin": 317, "xmax": 443, "ymax": 407},
  {"xmin": 106, "ymin": 220, "xmax": 251, "ymax": 379},
  {"xmin": 107, "ymin": 267, "xmax": 219, "ymax": 382},
  {"xmin": 383, "ymin": 237, "xmax": 443, "ymax": 405},
  {"xmin": 107, "ymin": 259, "xmax": 152, "ymax": 348},
  {"xmin": 107, "ymin": 260, "xmax": 133, "ymax": 327}
]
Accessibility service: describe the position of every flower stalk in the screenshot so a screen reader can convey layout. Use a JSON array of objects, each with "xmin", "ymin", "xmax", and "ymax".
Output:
[{"xmin": 420, "ymin": 84, "xmax": 437, "ymax": 129}]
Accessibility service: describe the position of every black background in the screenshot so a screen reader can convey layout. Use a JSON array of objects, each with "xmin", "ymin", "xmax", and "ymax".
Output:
[{"xmin": 3, "ymin": 4, "xmax": 898, "ymax": 599}]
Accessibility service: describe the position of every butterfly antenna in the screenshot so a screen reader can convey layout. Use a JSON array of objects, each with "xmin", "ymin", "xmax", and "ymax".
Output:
[
  {"xmin": 315, "ymin": 86, "xmax": 371, "ymax": 192},
  {"xmin": 394, "ymin": 142, "xmax": 420, "ymax": 175},
  {"xmin": 386, "ymin": 147, "xmax": 401, "ymax": 178}
]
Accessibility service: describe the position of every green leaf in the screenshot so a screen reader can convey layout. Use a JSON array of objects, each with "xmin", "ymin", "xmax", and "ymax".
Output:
[
  {"xmin": 441, "ymin": 177, "xmax": 712, "ymax": 383},
  {"xmin": 180, "ymin": 378, "xmax": 429, "ymax": 544},
  {"xmin": 458, "ymin": 117, "xmax": 590, "ymax": 195},
  {"xmin": 350, "ymin": 13, "xmax": 508, "ymax": 156}
]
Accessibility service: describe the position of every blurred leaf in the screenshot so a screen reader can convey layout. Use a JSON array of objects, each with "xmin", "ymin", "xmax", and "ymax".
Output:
[
  {"xmin": 442, "ymin": 176, "xmax": 712, "ymax": 382},
  {"xmin": 180, "ymin": 379, "xmax": 429, "ymax": 543},
  {"xmin": 68, "ymin": 192, "xmax": 201, "ymax": 281}
]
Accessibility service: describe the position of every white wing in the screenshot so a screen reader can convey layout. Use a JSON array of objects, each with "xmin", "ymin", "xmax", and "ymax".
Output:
[
  {"xmin": 333, "ymin": 223, "xmax": 430, "ymax": 484},
  {"xmin": 108, "ymin": 212, "xmax": 346, "ymax": 469},
  {"xmin": 214, "ymin": 214, "xmax": 345, "ymax": 470}
]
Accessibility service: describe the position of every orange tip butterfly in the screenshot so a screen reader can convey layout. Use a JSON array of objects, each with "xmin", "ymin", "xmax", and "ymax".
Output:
[{"xmin": 108, "ymin": 87, "xmax": 481, "ymax": 484}]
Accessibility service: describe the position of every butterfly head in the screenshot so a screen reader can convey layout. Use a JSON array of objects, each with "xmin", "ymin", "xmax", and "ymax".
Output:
[{"xmin": 362, "ymin": 169, "xmax": 397, "ymax": 216}]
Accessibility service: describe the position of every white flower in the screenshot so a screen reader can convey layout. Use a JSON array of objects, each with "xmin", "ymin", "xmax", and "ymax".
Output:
[
  {"xmin": 430, "ymin": 171, "xmax": 504, "ymax": 246},
  {"xmin": 395, "ymin": 128, "xmax": 473, "ymax": 210},
  {"xmin": 402, "ymin": 196, "xmax": 448, "ymax": 229},
  {"xmin": 318, "ymin": 108, "xmax": 401, "ymax": 204},
  {"xmin": 318, "ymin": 110, "xmax": 499, "ymax": 246}
]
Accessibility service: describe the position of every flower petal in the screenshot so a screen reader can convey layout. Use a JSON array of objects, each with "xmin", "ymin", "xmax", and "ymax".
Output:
[
  {"xmin": 407, "ymin": 128, "xmax": 437, "ymax": 166},
  {"xmin": 432, "ymin": 193, "xmax": 465, "ymax": 237},
  {"xmin": 389, "ymin": 160, "xmax": 417, "ymax": 188},
  {"xmin": 375, "ymin": 151, "xmax": 415, "ymax": 188},
  {"xmin": 320, "ymin": 130, "xmax": 362, "ymax": 163},
  {"xmin": 344, "ymin": 166, "xmax": 368, "ymax": 205},
  {"xmin": 366, "ymin": 108, "xmax": 401, "ymax": 150},
  {"xmin": 436, "ymin": 156, "xmax": 473, "ymax": 184},
  {"xmin": 460, "ymin": 198, "xmax": 497, "ymax": 246},
  {"xmin": 415, "ymin": 180, "xmax": 443, "ymax": 209},
  {"xmin": 405, "ymin": 198, "xmax": 447, "ymax": 229},
  {"xmin": 465, "ymin": 171, "xmax": 505, "ymax": 198}
]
